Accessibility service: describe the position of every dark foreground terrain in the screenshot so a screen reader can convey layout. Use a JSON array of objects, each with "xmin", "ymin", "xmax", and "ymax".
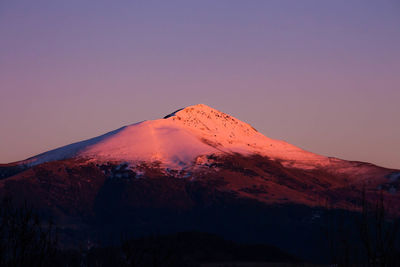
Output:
[
  {"xmin": 0, "ymin": 199, "xmax": 304, "ymax": 267},
  {"xmin": 1, "ymin": 154, "xmax": 399, "ymax": 265},
  {"xmin": 0, "ymin": 192, "xmax": 399, "ymax": 267}
]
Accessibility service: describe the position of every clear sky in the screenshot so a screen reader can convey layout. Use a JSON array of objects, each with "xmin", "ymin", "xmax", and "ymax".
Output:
[{"xmin": 0, "ymin": 0, "xmax": 399, "ymax": 169}]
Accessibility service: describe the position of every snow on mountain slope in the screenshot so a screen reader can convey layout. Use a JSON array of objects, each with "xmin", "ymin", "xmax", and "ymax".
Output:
[
  {"xmin": 20, "ymin": 104, "xmax": 329, "ymax": 169},
  {"xmin": 80, "ymin": 119, "xmax": 219, "ymax": 168},
  {"xmin": 22, "ymin": 126, "xmax": 128, "ymax": 167},
  {"xmin": 166, "ymin": 104, "xmax": 328, "ymax": 166}
]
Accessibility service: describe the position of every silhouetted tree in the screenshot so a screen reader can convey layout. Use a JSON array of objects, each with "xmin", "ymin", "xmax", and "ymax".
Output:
[
  {"xmin": 324, "ymin": 188, "xmax": 400, "ymax": 266},
  {"xmin": 358, "ymin": 189, "xmax": 400, "ymax": 266},
  {"xmin": 0, "ymin": 197, "xmax": 58, "ymax": 267}
]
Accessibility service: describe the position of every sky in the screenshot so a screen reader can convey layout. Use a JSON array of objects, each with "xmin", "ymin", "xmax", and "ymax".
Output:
[{"xmin": 0, "ymin": 0, "xmax": 399, "ymax": 169}]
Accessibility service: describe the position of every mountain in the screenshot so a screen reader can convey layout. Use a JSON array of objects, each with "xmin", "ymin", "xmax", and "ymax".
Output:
[{"xmin": 0, "ymin": 104, "xmax": 399, "ymax": 261}]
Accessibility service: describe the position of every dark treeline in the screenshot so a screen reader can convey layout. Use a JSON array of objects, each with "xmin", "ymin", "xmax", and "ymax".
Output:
[
  {"xmin": 0, "ymin": 191, "xmax": 400, "ymax": 267},
  {"xmin": 323, "ymin": 189, "xmax": 400, "ymax": 267},
  {"xmin": 0, "ymin": 197, "xmax": 57, "ymax": 267},
  {"xmin": 0, "ymin": 197, "xmax": 300, "ymax": 267}
]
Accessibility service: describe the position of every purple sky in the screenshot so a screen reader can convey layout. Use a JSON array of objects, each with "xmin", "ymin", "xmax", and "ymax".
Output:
[{"xmin": 1, "ymin": 0, "xmax": 399, "ymax": 169}]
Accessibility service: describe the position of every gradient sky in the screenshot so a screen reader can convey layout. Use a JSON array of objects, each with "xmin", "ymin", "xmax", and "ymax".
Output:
[{"xmin": 0, "ymin": 0, "xmax": 399, "ymax": 169}]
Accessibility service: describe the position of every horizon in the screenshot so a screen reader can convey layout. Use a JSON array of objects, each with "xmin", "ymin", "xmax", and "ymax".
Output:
[{"xmin": 1, "ymin": 1, "xmax": 399, "ymax": 169}]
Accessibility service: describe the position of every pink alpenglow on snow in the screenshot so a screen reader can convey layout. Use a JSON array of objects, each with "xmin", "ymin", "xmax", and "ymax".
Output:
[{"xmin": 22, "ymin": 104, "xmax": 328, "ymax": 169}]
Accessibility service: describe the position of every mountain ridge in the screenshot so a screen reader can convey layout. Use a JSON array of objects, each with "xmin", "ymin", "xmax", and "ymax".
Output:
[{"xmin": 13, "ymin": 104, "xmax": 328, "ymax": 169}]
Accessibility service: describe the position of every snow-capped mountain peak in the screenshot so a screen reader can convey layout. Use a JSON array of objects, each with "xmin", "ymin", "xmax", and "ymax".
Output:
[
  {"xmin": 20, "ymin": 104, "xmax": 328, "ymax": 169},
  {"xmin": 166, "ymin": 104, "xmax": 258, "ymax": 138}
]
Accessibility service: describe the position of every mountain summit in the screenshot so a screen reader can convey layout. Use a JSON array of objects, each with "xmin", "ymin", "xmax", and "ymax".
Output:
[{"xmin": 22, "ymin": 104, "xmax": 326, "ymax": 169}]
